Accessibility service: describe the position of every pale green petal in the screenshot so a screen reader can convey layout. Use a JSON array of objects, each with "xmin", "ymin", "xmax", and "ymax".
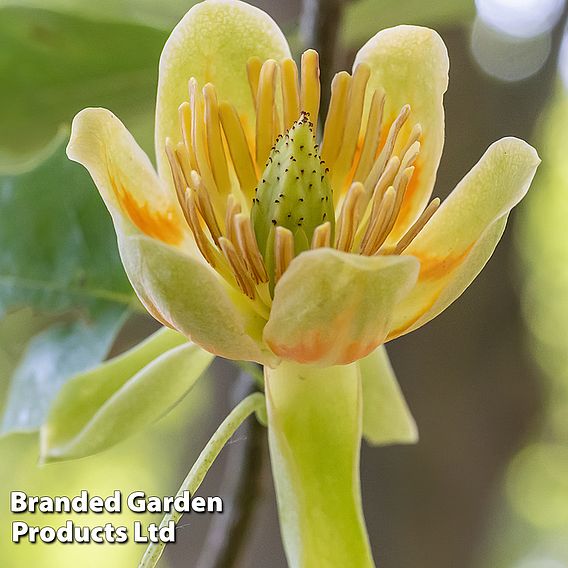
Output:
[
  {"xmin": 264, "ymin": 249, "xmax": 419, "ymax": 366},
  {"xmin": 389, "ymin": 137, "xmax": 540, "ymax": 339},
  {"xmin": 354, "ymin": 25, "xmax": 449, "ymax": 240},
  {"xmin": 67, "ymin": 107, "xmax": 190, "ymax": 247},
  {"xmin": 68, "ymin": 107, "xmax": 271, "ymax": 362},
  {"xmin": 266, "ymin": 361, "xmax": 375, "ymax": 568},
  {"xmin": 41, "ymin": 330, "xmax": 213, "ymax": 462},
  {"xmin": 120, "ymin": 233, "xmax": 276, "ymax": 365},
  {"xmin": 155, "ymin": 0, "xmax": 291, "ymax": 179},
  {"xmin": 359, "ymin": 346, "xmax": 417, "ymax": 446}
]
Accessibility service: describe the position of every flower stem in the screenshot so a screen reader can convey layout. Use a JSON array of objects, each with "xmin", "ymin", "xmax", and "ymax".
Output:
[
  {"xmin": 138, "ymin": 391, "xmax": 265, "ymax": 568},
  {"xmin": 195, "ymin": 371, "xmax": 265, "ymax": 568},
  {"xmin": 265, "ymin": 361, "xmax": 375, "ymax": 568}
]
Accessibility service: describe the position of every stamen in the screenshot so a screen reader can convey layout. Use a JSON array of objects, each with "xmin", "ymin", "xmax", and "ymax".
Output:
[
  {"xmin": 330, "ymin": 63, "xmax": 371, "ymax": 192},
  {"xmin": 274, "ymin": 226, "xmax": 295, "ymax": 283},
  {"xmin": 396, "ymin": 140, "xmax": 420, "ymax": 182},
  {"xmin": 172, "ymin": 49, "xmax": 426, "ymax": 301},
  {"xmin": 185, "ymin": 190, "xmax": 219, "ymax": 268},
  {"xmin": 300, "ymin": 50, "xmax": 321, "ymax": 131},
  {"xmin": 311, "ymin": 221, "xmax": 332, "ymax": 249},
  {"xmin": 353, "ymin": 156, "xmax": 400, "ymax": 250},
  {"xmin": 234, "ymin": 213, "xmax": 269, "ymax": 283},
  {"xmin": 353, "ymin": 90, "xmax": 385, "ymax": 183},
  {"xmin": 165, "ymin": 139, "xmax": 191, "ymax": 224},
  {"xmin": 247, "ymin": 56, "xmax": 262, "ymax": 106},
  {"xmin": 378, "ymin": 166, "xmax": 414, "ymax": 250},
  {"xmin": 273, "ymin": 103, "xmax": 283, "ymax": 140},
  {"xmin": 335, "ymin": 182, "xmax": 365, "ymax": 252},
  {"xmin": 360, "ymin": 187, "xmax": 396, "ymax": 256},
  {"xmin": 178, "ymin": 102, "xmax": 198, "ymax": 171},
  {"xmin": 392, "ymin": 197, "xmax": 440, "ymax": 254},
  {"xmin": 174, "ymin": 143, "xmax": 193, "ymax": 186},
  {"xmin": 218, "ymin": 102, "xmax": 258, "ymax": 198},
  {"xmin": 224, "ymin": 193, "xmax": 242, "ymax": 245},
  {"xmin": 189, "ymin": 171, "xmax": 222, "ymax": 244},
  {"xmin": 281, "ymin": 58, "xmax": 300, "ymax": 130},
  {"xmin": 401, "ymin": 123, "xmax": 422, "ymax": 158},
  {"xmin": 321, "ymin": 71, "xmax": 351, "ymax": 167},
  {"xmin": 371, "ymin": 156, "xmax": 400, "ymax": 206},
  {"xmin": 354, "ymin": 156, "xmax": 400, "ymax": 252},
  {"xmin": 189, "ymin": 79, "xmax": 218, "ymax": 199},
  {"xmin": 219, "ymin": 237, "xmax": 256, "ymax": 299},
  {"xmin": 363, "ymin": 104, "xmax": 411, "ymax": 195},
  {"xmin": 203, "ymin": 83, "xmax": 231, "ymax": 195},
  {"xmin": 256, "ymin": 59, "xmax": 278, "ymax": 169},
  {"xmin": 386, "ymin": 142, "xmax": 420, "ymax": 220}
]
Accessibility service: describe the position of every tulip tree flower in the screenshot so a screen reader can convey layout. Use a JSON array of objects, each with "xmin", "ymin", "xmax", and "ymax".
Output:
[{"xmin": 67, "ymin": 0, "xmax": 540, "ymax": 566}]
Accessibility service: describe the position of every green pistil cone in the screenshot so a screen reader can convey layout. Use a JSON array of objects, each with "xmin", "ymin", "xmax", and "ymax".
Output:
[{"xmin": 251, "ymin": 113, "xmax": 335, "ymax": 287}]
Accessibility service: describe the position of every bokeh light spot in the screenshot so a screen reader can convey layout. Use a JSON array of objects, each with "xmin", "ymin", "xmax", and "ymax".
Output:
[
  {"xmin": 471, "ymin": 18, "xmax": 551, "ymax": 82},
  {"xmin": 476, "ymin": 0, "xmax": 565, "ymax": 38}
]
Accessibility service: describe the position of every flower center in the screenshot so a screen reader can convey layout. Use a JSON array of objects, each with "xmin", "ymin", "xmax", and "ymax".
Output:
[
  {"xmin": 251, "ymin": 113, "xmax": 335, "ymax": 288},
  {"xmin": 165, "ymin": 50, "xmax": 439, "ymax": 312}
]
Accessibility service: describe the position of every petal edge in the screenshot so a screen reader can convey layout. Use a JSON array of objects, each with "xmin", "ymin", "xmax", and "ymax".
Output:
[
  {"xmin": 155, "ymin": 0, "xmax": 291, "ymax": 179},
  {"xmin": 354, "ymin": 25, "xmax": 449, "ymax": 240},
  {"xmin": 265, "ymin": 249, "xmax": 420, "ymax": 366},
  {"xmin": 389, "ymin": 137, "xmax": 540, "ymax": 338}
]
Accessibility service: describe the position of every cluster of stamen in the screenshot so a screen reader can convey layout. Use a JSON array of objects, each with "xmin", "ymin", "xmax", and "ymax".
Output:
[{"xmin": 166, "ymin": 50, "xmax": 440, "ymax": 313}]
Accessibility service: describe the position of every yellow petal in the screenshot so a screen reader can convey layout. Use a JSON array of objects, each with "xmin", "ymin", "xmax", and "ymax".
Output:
[
  {"xmin": 67, "ymin": 107, "xmax": 188, "ymax": 247},
  {"xmin": 359, "ymin": 346, "xmax": 417, "ymax": 446},
  {"xmin": 155, "ymin": 0, "xmax": 291, "ymax": 179},
  {"xmin": 354, "ymin": 25, "xmax": 449, "ymax": 240},
  {"xmin": 120, "ymin": 233, "xmax": 276, "ymax": 365},
  {"xmin": 68, "ymin": 107, "xmax": 271, "ymax": 363},
  {"xmin": 389, "ymin": 137, "xmax": 540, "ymax": 339},
  {"xmin": 264, "ymin": 249, "xmax": 419, "ymax": 366}
]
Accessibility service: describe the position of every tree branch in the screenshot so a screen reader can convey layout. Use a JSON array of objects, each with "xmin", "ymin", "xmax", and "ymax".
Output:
[{"xmin": 300, "ymin": 0, "xmax": 348, "ymax": 118}]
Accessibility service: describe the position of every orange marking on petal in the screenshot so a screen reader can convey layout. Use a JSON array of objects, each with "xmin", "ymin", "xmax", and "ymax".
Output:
[
  {"xmin": 341, "ymin": 339, "xmax": 379, "ymax": 364},
  {"xmin": 110, "ymin": 176, "xmax": 184, "ymax": 245},
  {"xmin": 266, "ymin": 310, "xmax": 345, "ymax": 364},
  {"xmin": 266, "ymin": 325, "xmax": 328, "ymax": 364},
  {"xmin": 387, "ymin": 244, "xmax": 476, "ymax": 340},
  {"xmin": 417, "ymin": 243, "xmax": 474, "ymax": 282},
  {"xmin": 268, "ymin": 331, "xmax": 378, "ymax": 366},
  {"xmin": 267, "ymin": 309, "xmax": 379, "ymax": 365},
  {"xmin": 386, "ymin": 293, "xmax": 439, "ymax": 341}
]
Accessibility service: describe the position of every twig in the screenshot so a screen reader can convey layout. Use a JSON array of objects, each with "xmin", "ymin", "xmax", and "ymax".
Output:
[{"xmin": 137, "ymin": 390, "xmax": 265, "ymax": 568}]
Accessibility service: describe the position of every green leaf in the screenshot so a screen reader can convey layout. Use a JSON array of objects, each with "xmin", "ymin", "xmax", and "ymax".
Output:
[
  {"xmin": 0, "ymin": 122, "xmax": 141, "ymax": 442},
  {"xmin": 359, "ymin": 345, "xmax": 418, "ymax": 446},
  {"xmin": 0, "ymin": 302, "xmax": 127, "ymax": 436},
  {"xmin": 0, "ymin": 309, "xmax": 56, "ymax": 412},
  {"xmin": 266, "ymin": 361, "xmax": 375, "ymax": 568},
  {"xmin": 0, "ymin": 0, "xmax": 195, "ymax": 29},
  {"xmin": 41, "ymin": 327, "xmax": 213, "ymax": 462},
  {"xmin": 0, "ymin": 134, "xmax": 135, "ymax": 314},
  {"xmin": 0, "ymin": 7, "xmax": 167, "ymax": 166}
]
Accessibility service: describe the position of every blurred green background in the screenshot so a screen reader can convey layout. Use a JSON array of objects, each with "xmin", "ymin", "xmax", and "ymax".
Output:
[{"xmin": 1, "ymin": 0, "xmax": 568, "ymax": 566}]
